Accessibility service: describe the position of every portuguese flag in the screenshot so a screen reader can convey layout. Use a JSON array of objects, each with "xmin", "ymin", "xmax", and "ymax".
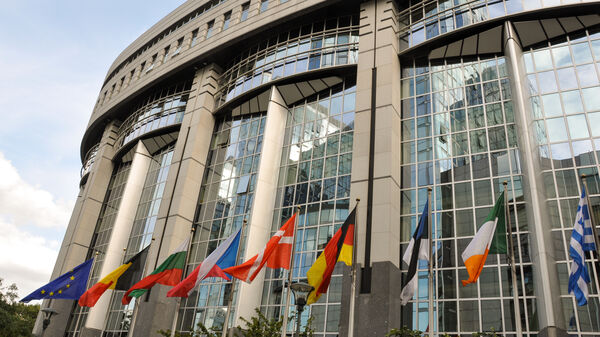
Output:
[
  {"xmin": 461, "ymin": 191, "xmax": 507, "ymax": 286},
  {"xmin": 122, "ymin": 238, "xmax": 189, "ymax": 304},
  {"xmin": 306, "ymin": 208, "xmax": 355, "ymax": 305},
  {"xmin": 79, "ymin": 246, "xmax": 149, "ymax": 307}
]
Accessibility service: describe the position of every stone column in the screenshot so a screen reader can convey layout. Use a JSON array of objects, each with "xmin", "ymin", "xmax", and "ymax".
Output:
[
  {"xmin": 81, "ymin": 141, "xmax": 152, "ymax": 337},
  {"xmin": 35, "ymin": 121, "xmax": 120, "ymax": 337},
  {"xmin": 234, "ymin": 86, "xmax": 288, "ymax": 325},
  {"xmin": 131, "ymin": 64, "xmax": 220, "ymax": 337},
  {"xmin": 342, "ymin": 0, "xmax": 403, "ymax": 336},
  {"xmin": 503, "ymin": 21, "xmax": 567, "ymax": 337}
]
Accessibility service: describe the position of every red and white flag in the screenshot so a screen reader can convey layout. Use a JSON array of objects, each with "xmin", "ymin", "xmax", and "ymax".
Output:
[{"xmin": 223, "ymin": 214, "xmax": 296, "ymax": 283}]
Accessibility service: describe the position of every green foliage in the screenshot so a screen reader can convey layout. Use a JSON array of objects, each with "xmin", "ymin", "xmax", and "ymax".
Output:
[
  {"xmin": 386, "ymin": 326, "xmax": 422, "ymax": 337},
  {"xmin": 0, "ymin": 278, "xmax": 40, "ymax": 337},
  {"xmin": 158, "ymin": 308, "xmax": 314, "ymax": 337},
  {"xmin": 472, "ymin": 328, "xmax": 501, "ymax": 337}
]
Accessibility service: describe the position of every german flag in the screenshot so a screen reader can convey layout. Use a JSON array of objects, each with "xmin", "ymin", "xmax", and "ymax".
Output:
[
  {"xmin": 306, "ymin": 208, "xmax": 356, "ymax": 305},
  {"xmin": 79, "ymin": 246, "xmax": 148, "ymax": 307}
]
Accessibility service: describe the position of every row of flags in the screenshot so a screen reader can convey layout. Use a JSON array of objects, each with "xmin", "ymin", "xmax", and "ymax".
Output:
[
  {"xmin": 21, "ymin": 208, "xmax": 356, "ymax": 311},
  {"xmin": 21, "ymin": 183, "xmax": 599, "ymax": 334}
]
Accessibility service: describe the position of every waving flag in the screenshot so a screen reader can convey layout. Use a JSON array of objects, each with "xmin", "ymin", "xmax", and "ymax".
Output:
[
  {"xmin": 462, "ymin": 192, "xmax": 507, "ymax": 286},
  {"xmin": 168, "ymin": 227, "xmax": 241, "ymax": 298},
  {"xmin": 306, "ymin": 208, "xmax": 355, "ymax": 305},
  {"xmin": 569, "ymin": 186, "xmax": 596, "ymax": 306},
  {"xmin": 21, "ymin": 258, "xmax": 94, "ymax": 303},
  {"xmin": 223, "ymin": 214, "xmax": 296, "ymax": 283},
  {"xmin": 400, "ymin": 200, "xmax": 429, "ymax": 305},
  {"xmin": 122, "ymin": 238, "xmax": 188, "ymax": 304},
  {"xmin": 79, "ymin": 246, "xmax": 148, "ymax": 307}
]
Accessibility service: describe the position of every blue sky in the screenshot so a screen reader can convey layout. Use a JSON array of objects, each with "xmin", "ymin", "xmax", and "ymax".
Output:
[{"xmin": 0, "ymin": 0, "xmax": 186, "ymax": 298}]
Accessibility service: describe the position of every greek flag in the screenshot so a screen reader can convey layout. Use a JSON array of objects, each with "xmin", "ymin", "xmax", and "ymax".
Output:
[{"xmin": 568, "ymin": 186, "xmax": 596, "ymax": 306}]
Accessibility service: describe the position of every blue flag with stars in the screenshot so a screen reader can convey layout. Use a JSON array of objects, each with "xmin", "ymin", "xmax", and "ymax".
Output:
[{"xmin": 20, "ymin": 258, "xmax": 94, "ymax": 303}]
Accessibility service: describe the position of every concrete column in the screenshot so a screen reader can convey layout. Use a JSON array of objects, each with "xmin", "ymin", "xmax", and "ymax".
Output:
[
  {"xmin": 503, "ymin": 22, "xmax": 567, "ymax": 337},
  {"xmin": 343, "ymin": 0, "xmax": 402, "ymax": 336},
  {"xmin": 234, "ymin": 86, "xmax": 288, "ymax": 325},
  {"xmin": 35, "ymin": 122, "xmax": 120, "ymax": 337},
  {"xmin": 82, "ymin": 141, "xmax": 152, "ymax": 336},
  {"xmin": 131, "ymin": 64, "xmax": 220, "ymax": 337}
]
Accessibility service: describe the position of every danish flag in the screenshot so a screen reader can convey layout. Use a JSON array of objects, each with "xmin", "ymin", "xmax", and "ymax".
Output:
[{"xmin": 223, "ymin": 213, "xmax": 296, "ymax": 283}]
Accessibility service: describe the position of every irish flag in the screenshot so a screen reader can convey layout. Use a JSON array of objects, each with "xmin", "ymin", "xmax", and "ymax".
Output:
[
  {"xmin": 122, "ymin": 238, "xmax": 189, "ymax": 304},
  {"xmin": 461, "ymin": 191, "xmax": 507, "ymax": 286}
]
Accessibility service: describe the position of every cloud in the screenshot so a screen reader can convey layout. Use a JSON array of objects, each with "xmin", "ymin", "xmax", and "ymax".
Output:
[
  {"xmin": 0, "ymin": 219, "xmax": 59, "ymax": 299},
  {"xmin": 0, "ymin": 152, "xmax": 73, "ymax": 229}
]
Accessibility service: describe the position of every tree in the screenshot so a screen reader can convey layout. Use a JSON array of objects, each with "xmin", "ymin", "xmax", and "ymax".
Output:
[
  {"xmin": 386, "ymin": 327, "xmax": 422, "ymax": 337},
  {"xmin": 0, "ymin": 278, "xmax": 40, "ymax": 337}
]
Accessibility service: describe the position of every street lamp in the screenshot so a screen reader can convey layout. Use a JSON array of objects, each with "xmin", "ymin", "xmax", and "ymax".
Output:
[
  {"xmin": 40, "ymin": 308, "xmax": 59, "ymax": 331},
  {"xmin": 289, "ymin": 282, "xmax": 314, "ymax": 337}
]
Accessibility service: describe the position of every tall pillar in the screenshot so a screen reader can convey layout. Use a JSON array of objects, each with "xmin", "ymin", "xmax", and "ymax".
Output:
[
  {"xmin": 35, "ymin": 122, "xmax": 120, "ymax": 337},
  {"xmin": 503, "ymin": 21, "xmax": 567, "ymax": 337},
  {"xmin": 343, "ymin": 0, "xmax": 403, "ymax": 336},
  {"xmin": 234, "ymin": 86, "xmax": 288, "ymax": 325},
  {"xmin": 81, "ymin": 141, "xmax": 152, "ymax": 337},
  {"xmin": 131, "ymin": 64, "xmax": 219, "ymax": 337}
]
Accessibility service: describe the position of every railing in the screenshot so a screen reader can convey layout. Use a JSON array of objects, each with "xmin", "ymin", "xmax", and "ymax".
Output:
[
  {"xmin": 81, "ymin": 143, "xmax": 99, "ymax": 178},
  {"xmin": 115, "ymin": 92, "xmax": 190, "ymax": 150}
]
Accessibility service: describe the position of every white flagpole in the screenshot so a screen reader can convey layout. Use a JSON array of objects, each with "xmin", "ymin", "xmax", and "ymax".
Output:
[
  {"xmin": 504, "ymin": 181, "xmax": 523, "ymax": 337},
  {"xmin": 127, "ymin": 238, "xmax": 155, "ymax": 337},
  {"xmin": 348, "ymin": 199, "xmax": 360, "ymax": 337},
  {"xmin": 281, "ymin": 207, "xmax": 300, "ymax": 337},
  {"xmin": 427, "ymin": 187, "xmax": 433, "ymax": 337},
  {"xmin": 74, "ymin": 251, "xmax": 100, "ymax": 336},
  {"xmin": 169, "ymin": 227, "xmax": 196, "ymax": 337},
  {"xmin": 222, "ymin": 219, "xmax": 248, "ymax": 337}
]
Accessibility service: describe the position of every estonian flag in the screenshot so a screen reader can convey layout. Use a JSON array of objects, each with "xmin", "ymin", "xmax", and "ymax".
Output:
[
  {"xmin": 400, "ymin": 200, "xmax": 429, "ymax": 305},
  {"xmin": 21, "ymin": 258, "xmax": 94, "ymax": 303},
  {"xmin": 306, "ymin": 207, "xmax": 355, "ymax": 305},
  {"xmin": 79, "ymin": 246, "xmax": 149, "ymax": 307}
]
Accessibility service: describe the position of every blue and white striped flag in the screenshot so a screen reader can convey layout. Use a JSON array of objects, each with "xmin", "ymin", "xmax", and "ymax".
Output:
[{"xmin": 568, "ymin": 186, "xmax": 596, "ymax": 306}]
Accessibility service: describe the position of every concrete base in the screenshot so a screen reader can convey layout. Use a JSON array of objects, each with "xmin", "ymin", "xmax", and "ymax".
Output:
[
  {"xmin": 39, "ymin": 300, "xmax": 76, "ymax": 337},
  {"xmin": 80, "ymin": 327, "xmax": 102, "ymax": 337},
  {"xmin": 131, "ymin": 286, "xmax": 179, "ymax": 337},
  {"xmin": 339, "ymin": 261, "xmax": 402, "ymax": 337},
  {"xmin": 538, "ymin": 326, "xmax": 569, "ymax": 337}
]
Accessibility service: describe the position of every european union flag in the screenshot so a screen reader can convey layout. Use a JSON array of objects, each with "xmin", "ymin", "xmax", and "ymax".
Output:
[{"xmin": 20, "ymin": 258, "xmax": 94, "ymax": 303}]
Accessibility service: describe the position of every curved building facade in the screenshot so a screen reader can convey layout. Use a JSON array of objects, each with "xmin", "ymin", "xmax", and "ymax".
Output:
[{"xmin": 37, "ymin": 0, "xmax": 600, "ymax": 336}]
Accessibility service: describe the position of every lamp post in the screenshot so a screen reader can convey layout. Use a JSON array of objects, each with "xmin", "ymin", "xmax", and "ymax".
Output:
[
  {"xmin": 289, "ymin": 282, "xmax": 313, "ymax": 337},
  {"xmin": 40, "ymin": 307, "xmax": 58, "ymax": 331}
]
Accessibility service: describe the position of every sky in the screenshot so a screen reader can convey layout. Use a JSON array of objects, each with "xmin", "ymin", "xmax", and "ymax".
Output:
[{"xmin": 0, "ymin": 0, "xmax": 186, "ymax": 300}]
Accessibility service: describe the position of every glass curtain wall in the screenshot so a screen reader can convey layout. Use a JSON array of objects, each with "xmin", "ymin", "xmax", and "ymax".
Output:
[
  {"xmin": 102, "ymin": 144, "xmax": 176, "ymax": 337},
  {"xmin": 524, "ymin": 28, "xmax": 600, "ymax": 336},
  {"xmin": 65, "ymin": 162, "xmax": 132, "ymax": 337},
  {"xmin": 259, "ymin": 78, "xmax": 356, "ymax": 337},
  {"xmin": 176, "ymin": 113, "xmax": 266, "ymax": 334},
  {"xmin": 399, "ymin": 56, "xmax": 537, "ymax": 335}
]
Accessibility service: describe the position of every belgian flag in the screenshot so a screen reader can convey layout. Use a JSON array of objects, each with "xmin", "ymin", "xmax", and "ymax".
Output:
[
  {"xmin": 306, "ymin": 207, "xmax": 356, "ymax": 305},
  {"xmin": 79, "ymin": 246, "xmax": 149, "ymax": 307}
]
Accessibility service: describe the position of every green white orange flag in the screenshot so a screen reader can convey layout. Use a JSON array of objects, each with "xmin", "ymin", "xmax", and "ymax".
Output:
[
  {"xmin": 461, "ymin": 191, "xmax": 507, "ymax": 286},
  {"xmin": 122, "ymin": 238, "xmax": 189, "ymax": 304}
]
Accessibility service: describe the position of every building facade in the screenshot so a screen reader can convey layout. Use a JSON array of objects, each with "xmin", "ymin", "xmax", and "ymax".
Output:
[{"xmin": 36, "ymin": 0, "xmax": 600, "ymax": 336}]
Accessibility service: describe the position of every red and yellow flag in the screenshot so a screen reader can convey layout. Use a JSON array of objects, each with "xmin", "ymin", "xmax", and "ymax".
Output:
[{"xmin": 306, "ymin": 208, "xmax": 356, "ymax": 305}]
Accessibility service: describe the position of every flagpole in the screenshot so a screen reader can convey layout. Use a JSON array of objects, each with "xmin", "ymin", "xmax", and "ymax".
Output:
[
  {"xmin": 348, "ymin": 199, "xmax": 360, "ymax": 337},
  {"xmin": 222, "ymin": 219, "xmax": 248, "ymax": 337},
  {"xmin": 127, "ymin": 238, "xmax": 154, "ymax": 337},
  {"xmin": 427, "ymin": 187, "xmax": 433, "ymax": 337},
  {"xmin": 74, "ymin": 251, "xmax": 100, "ymax": 336},
  {"xmin": 281, "ymin": 206, "xmax": 300, "ymax": 337},
  {"xmin": 504, "ymin": 181, "xmax": 523, "ymax": 337},
  {"xmin": 582, "ymin": 175, "xmax": 600, "ymax": 255},
  {"xmin": 170, "ymin": 227, "xmax": 196, "ymax": 337}
]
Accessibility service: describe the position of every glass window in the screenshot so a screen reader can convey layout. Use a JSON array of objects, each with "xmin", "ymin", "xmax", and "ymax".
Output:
[
  {"xmin": 533, "ymin": 49, "xmax": 553, "ymax": 71},
  {"xmin": 223, "ymin": 11, "xmax": 232, "ymax": 30},
  {"xmin": 583, "ymin": 87, "xmax": 600, "ymax": 111},
  {"xmin": 572, "ymin": 43, "xmax": 593, "ymax": 65},
  {"xmin": 546, "ymin": 118, "xmax": 569, "ymax": 142},
  {"xmin": 537, "ymin": 71, "xmax": 558, "ymax": 94},
  {"xmin": 260, "ymin": 0, "xmax": 269, "ymax": 13},
  {"xmin": 191, "ymin": 29, "xmax": 199, "ymax": 47},
  {"xmin": 557, "ymin": 68, "xmax": 578, "ymax": 91},
  {"xmin": 567, "ymin": 114, "xmax": 589, "ymax": 139},
  {"xmin": 576, "ymin": 64, "xmax": 599, "ymax": 87},
  {"xmin": 206, "ymin": 20, "xmax": 215, "ymax": 39},
  {"xmin": 542, "ymin": 94, "xmax": 562, "ymax": 117},
  {"xmin": 561, "ymin": 90, "xmax": 584, "ymax": 115},
  {"xmin": 240, "ymin": 2, "xmax": 250, "ymax": 21},
  {"xmin": 552, "ymin": 46, "xmax": 572, "ymax": 67}
]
